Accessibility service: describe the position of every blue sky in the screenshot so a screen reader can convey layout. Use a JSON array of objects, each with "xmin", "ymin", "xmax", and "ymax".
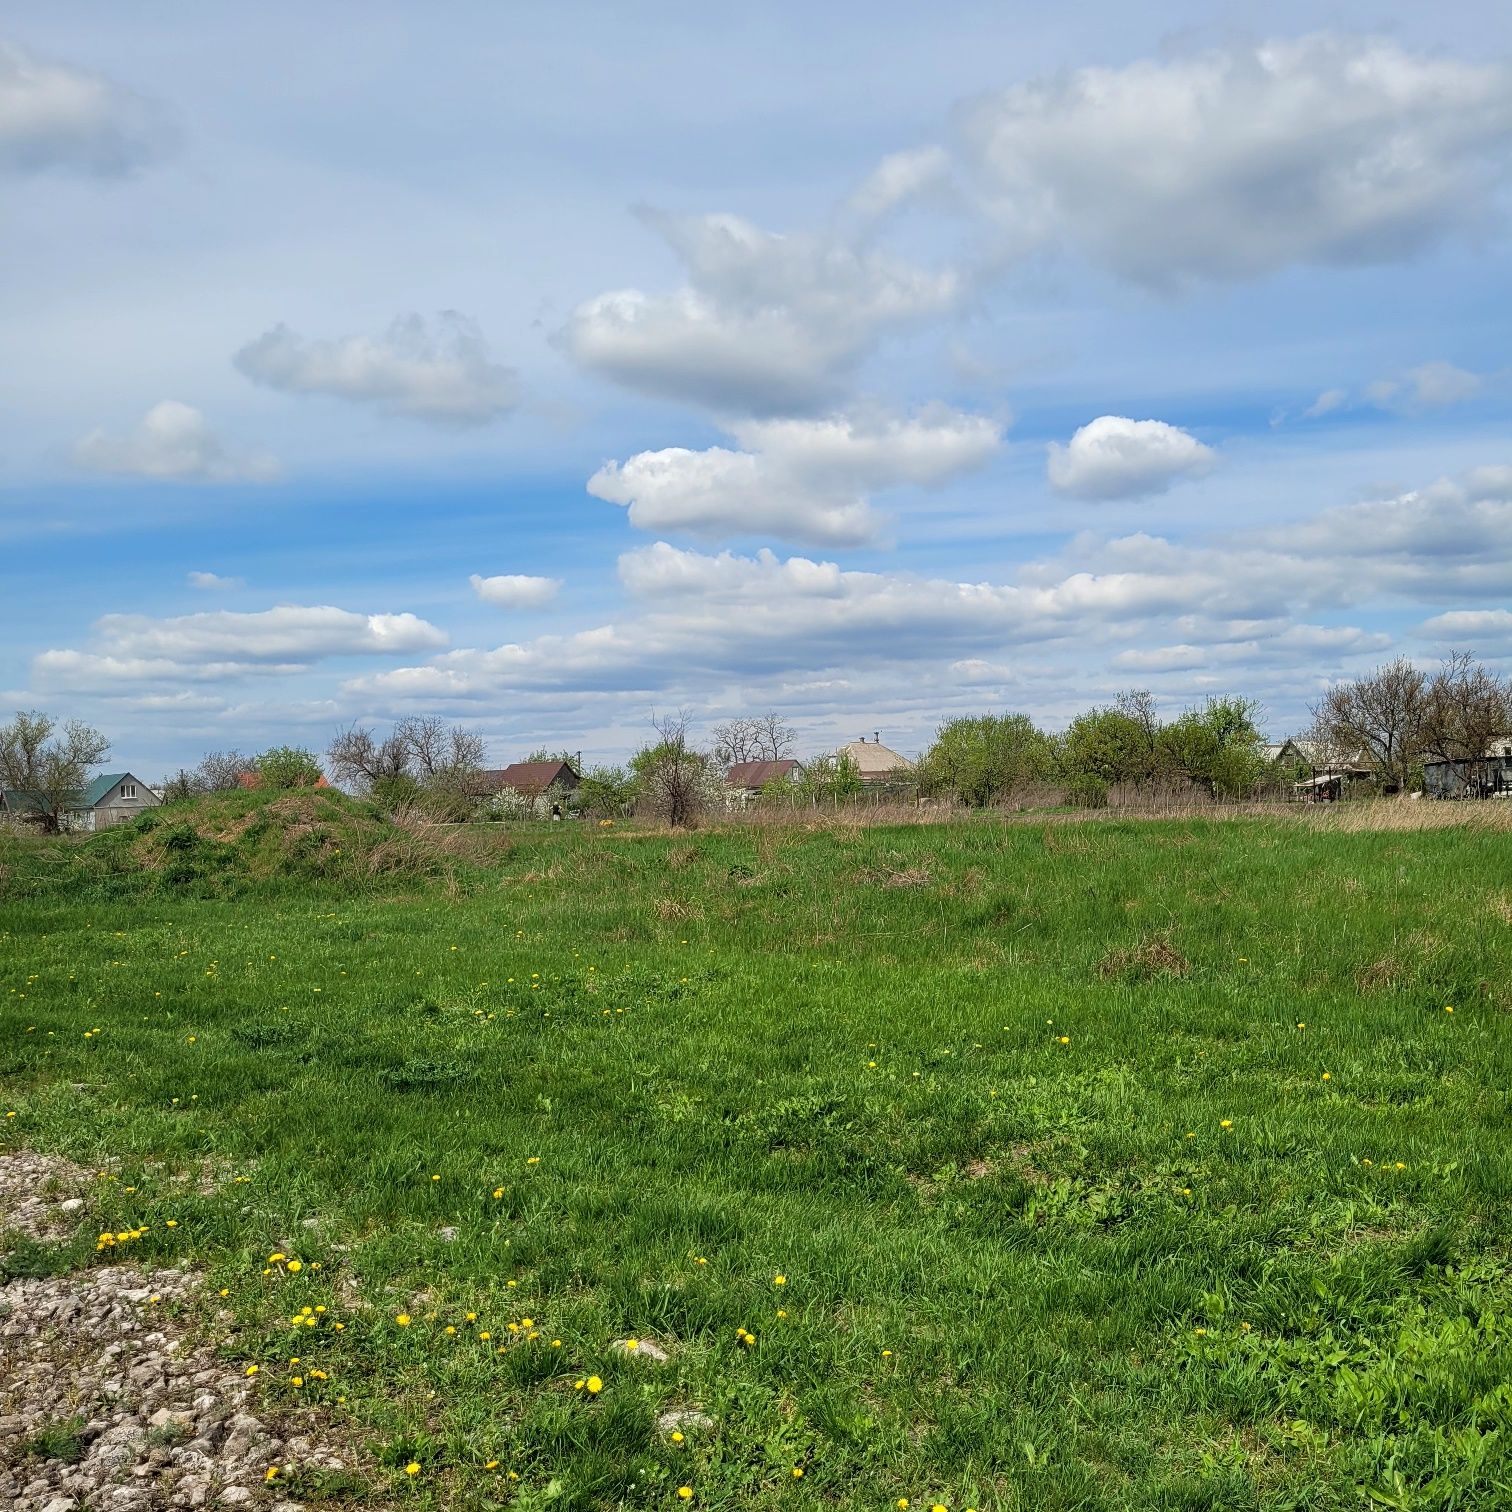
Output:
[{"xmin": 3, "ymin": 2, "xmax": 1511, "ymax": 776}]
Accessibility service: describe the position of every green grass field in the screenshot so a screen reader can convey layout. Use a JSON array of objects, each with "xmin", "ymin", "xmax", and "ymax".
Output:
[{"xmin": 4, "ymin": 795, "xmax": 1512, "ymax": 1510}]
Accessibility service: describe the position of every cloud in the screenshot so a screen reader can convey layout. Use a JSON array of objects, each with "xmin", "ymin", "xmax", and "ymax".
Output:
[
  {"xmin": 187, "ymin": 571, "xmax": 244, "ymax": 591},
  {"xmin": 1302, "ymin": 360, "xmax": 1487, "ymax": 420},
  {"xmin": 847, "ymin": 146, "xmax": 955, "ymax": 221},
  {"xmin": 559, "ymin": 209, "xmax": 960, "ymax": 414},
  {"xmin": 1417, "ymin": 608, "xmax": 1512, "ymax": 649},
  {"xmin": 33, "ymin": 604, "xmax": 448, "ymax": 692},
  {"xmin": 0, "ymin": 39, "xmax": 168, "ymax": 176},
  {"xmin": 587, "ymin": 405, "xmax": 1002, "ymax": 545},
  {"xmin": 957, "ymin": 34, "xmax": 1512, "ymax": 287},
  {"xmin": 73, "ymin": 401, "xmax": 280, "ymax": 483},
  {"xmin": 469, "ymin": 573, "xmax": 561, "ymax": 609},
  {"xmin": 234, "ymin": 312, "xmax": 519, "ymax": 425},
  {"xmin": 1303, "ymin": 388, "xmax": 1350, "ymax": 420},
  {"xmin": 1047, "ymin": 416, "xmax": 1215, "ymax": 500}
]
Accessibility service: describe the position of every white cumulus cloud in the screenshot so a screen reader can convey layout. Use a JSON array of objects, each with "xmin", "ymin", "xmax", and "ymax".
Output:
[
  {"xmin": 560, "ymin": 210, "xmax": 960, "ymax": 414},
  {"xmin": 0, "ymin": 39, "xmax": 168, "ymax": 176},
  {"xmin": 588, "ymin": 405, "xmax": 1002, "ymax": 545},
  {"xmin": 234, "ymin": 312, "xmax": 519, "ymax": 425},
  {"xmin": 1047, "ymin": 416, "xmax": 1215, "ymax": 500},
  {"xmin": 187, "ymin": 571, "xmax": 244, "ymax": 591},
  {"xmin": 469, "ymin": 574, "xmax": 562, "ymax": 609},
  {"xmin": 958, "ymin": 34, "xmax": 1512, "ymax": 287},
  {"xmin": 73, "ymin": 401, "xmax": 280, "ymax": 483},
  {"xmin": 33, "ymin": 605, "xmax": 448, "ymax": 693}
]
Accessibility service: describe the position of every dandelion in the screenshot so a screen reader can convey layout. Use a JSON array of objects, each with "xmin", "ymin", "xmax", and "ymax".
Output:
[
  {"xmin": 671, "ymin": 1431, "xmax": 685, "ymax": 1443},
  {"xmin": 166, "ymin": 1220, "xmax": 179, "ymax": 1229},
  {"xmin": 492, "ymin": 1188, "xmax": 504, "ymax": 1199},
  {"xmin": 792, "ymin": 1467, "xmax": 804, "ymax": 1479},
  {"xmin": 898, "ymin": 1501, "xmax": 910, "ymax": 1509},
  {"xmin": 678, "ymin": 1489, "xmax": 693, "ymax": 1501},
  {"xmin": 286, "ymin": 1260, "xmax": 302, "ymax": 1273},
  {"xmin": 1219, "ymin": 1120, "xmax": 1233, "ymax": 1130},
  {"xmin": 245, "ymin": 1365, "xmax": 259, "ymax": 1376},
  {"xmin": 1058, "ymin": 1036, "xmax": 1070, "ymax": 1045},
  {"xmin": 485, "ymin": 1461, "xmax": 499, "ymax": 1471},
  {"xmin": 405, "ymin": 1462, "xmax": 421, "ymax": 1476},
  {"xmin": 1445, "ymin": 1005, "xmax": 1455, "ymax": 1013},
  {"xmin": 586, "ymin": 1375, "xmax": 603, "ymax": 1394},
  {"xmin": 395, "ymin": 1313, "xmax": 411, "ymax": 1327},
  {"xmin": 479, "ymin": 1331, "xmax": 491, "ymax": 1341},
  {"xmin": 1322, "ymin": 1071, "xmax": 1331, "ymax": 1081},
  {"xmin": 774, "ymin": 1274, "xmax": 786, "ymax": 1286}
]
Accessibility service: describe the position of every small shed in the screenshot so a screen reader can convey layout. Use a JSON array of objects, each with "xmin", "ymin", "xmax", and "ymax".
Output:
[{"xmin": 1422, "ymin": 739, "xmax": 1512, "ymax": 799}]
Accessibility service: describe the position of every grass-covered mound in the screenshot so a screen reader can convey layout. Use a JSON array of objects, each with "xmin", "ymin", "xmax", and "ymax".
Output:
[{"xmin": 0, "ymin": 786, "xmax": 509, "ymax": 899}]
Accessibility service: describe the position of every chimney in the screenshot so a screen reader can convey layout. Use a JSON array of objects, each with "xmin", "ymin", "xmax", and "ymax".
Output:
[
  {"xmin": 575, "ymin": 750, "xmax": 582, "ymax": 773},
  {"xmin": 874, "ymin": 731, "xmax": 880, "ymax": 744}
]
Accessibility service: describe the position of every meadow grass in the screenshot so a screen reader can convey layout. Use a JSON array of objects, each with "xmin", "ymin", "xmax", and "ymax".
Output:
[{"xmin": 3, "ymin": 799, "xmax": 1512, "ymax": 1510}]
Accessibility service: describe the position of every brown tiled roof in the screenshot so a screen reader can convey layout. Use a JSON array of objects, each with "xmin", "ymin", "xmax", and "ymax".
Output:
[
  {"xmin": 725, "ymin": 758, "xmax": 799, "ymax": 789},
  {"xmin": 472, "ymin": 760, "xmax": 579, "ymax": 796}
]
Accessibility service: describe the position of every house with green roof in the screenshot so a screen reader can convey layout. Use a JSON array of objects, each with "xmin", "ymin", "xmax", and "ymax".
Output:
[{"xmin": 1, "ymin": 771, "xmax": 159, "ymax": 832}]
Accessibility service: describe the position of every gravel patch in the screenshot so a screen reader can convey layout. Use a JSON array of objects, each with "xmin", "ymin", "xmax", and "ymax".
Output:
[{"xmin": 1, "ymin": 1152, "xmax": 367, "ymax": 1511}]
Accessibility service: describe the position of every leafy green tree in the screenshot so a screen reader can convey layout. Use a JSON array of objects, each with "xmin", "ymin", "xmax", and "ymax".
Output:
[
  {"xmin": 576, "ymin": 764, "xmax": 635, "ymax": 817},
  {"xmin": 253, "ymin": 746, "xmax": 323, "ymax": 789},
  {"xmin": 1058, "ymin": 704, "xmax": 1159, "ymax": 787},
  {"xmin": 1156, "ymin": 697, "xmax": 1266, "ymax": 798},
  {"xmin": 917, "ymin": 713, "xmax": 1055, "ymax": 806},
  {"xmin": 797, "ymin": 750, "xmax": 863, "ymax": 802},
  {"xmin": 0, "ymin": 710, "xmax": 111, "ymax": 829}
]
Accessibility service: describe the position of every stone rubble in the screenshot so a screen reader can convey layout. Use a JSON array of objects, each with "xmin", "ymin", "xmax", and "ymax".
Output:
[{"xmin": 0, "ymin": 1152, "xmax": 370, "ymax": 1511}]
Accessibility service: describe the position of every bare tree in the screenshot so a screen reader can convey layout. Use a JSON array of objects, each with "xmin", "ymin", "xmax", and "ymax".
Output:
[
  {"xmin": 397, "ymin": 714, "xmax": 484, "ymax": 779},
  {"xmin": 712, "ymin": 711, "xmax": 796, "ymax": 766},
  {"xmin": 1420, "ymin": 651, "xmax": 1511, "ymax": 763},
  {"xmin": 1312, "ymin": 656, "xmax": 1426, "ymax": 792},
  {"xmin": 634, "ymin": 709, "xmax": 709, "ymax": 827},
  {"xmin": 160, "ymin": 750, "xmax": 253, "ymax": 802},
  {"xmin": 327, "ymin": 717, "xmax": 485, "ymax": 797},
  {"xmin": 0, "ymin": 710, "xmax": 110, "ymax": 830},
  {"xmin": 327, "ymin": 725, "xmax": 408, "ymax": 792}
]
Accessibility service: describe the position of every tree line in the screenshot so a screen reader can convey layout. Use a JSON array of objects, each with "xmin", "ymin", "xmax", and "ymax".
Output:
[{"xmin": 4, "ymin": 651, "xmax": 1507, "ymax": 830}]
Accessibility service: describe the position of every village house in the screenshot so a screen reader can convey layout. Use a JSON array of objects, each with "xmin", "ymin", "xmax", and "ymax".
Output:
[
  {"xmin": 837, "ymin": 734, "xmax": 915, "ymax": 784},
  {"xmin": 1265, "ymin": 738, "xmax": 1375, "ymax": 802},
  {"xmin": 469, "ymin": 758, "xmax": 581, "ymax": 800},
  {"xmin": 1, "ymin": 771, "xmax": 160, "ymax": 831},
  {"xmin": 724, "ymin": 758, "xmax": 802, "ymax": 798}
]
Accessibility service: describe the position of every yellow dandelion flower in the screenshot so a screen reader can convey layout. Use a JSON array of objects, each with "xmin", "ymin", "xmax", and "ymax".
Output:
[
  {"xmin": 671, "ymin": 1431, "xmax": 685, "ymax": 1443},
  {"xmin": 245, "ymin": 1365, "xmax": 259, "ymax": 1376},
  {"xmin": 586, "ymin": 1375, "xmax": 603, "ymax": 1393},
  {"xmin": 678, "ymin": 1489, "xmax": 693, "ymax": 1501},
  {"xmin": 285, "ymin": 1260, "xmax": 302, "ymax": 1273},
  {"xmin": 404, "ymin": 1462, "xmax": 421, "ymax": 1476},
  {"xmin": 395, "ymin": 1313, "xmax": 411, "ymax": 1326}
]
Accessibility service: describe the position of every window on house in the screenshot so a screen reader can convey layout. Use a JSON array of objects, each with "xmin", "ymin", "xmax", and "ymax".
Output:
[{"xmin": 122, "ymin": 783, "xmax": 137, "ymax": 799}]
